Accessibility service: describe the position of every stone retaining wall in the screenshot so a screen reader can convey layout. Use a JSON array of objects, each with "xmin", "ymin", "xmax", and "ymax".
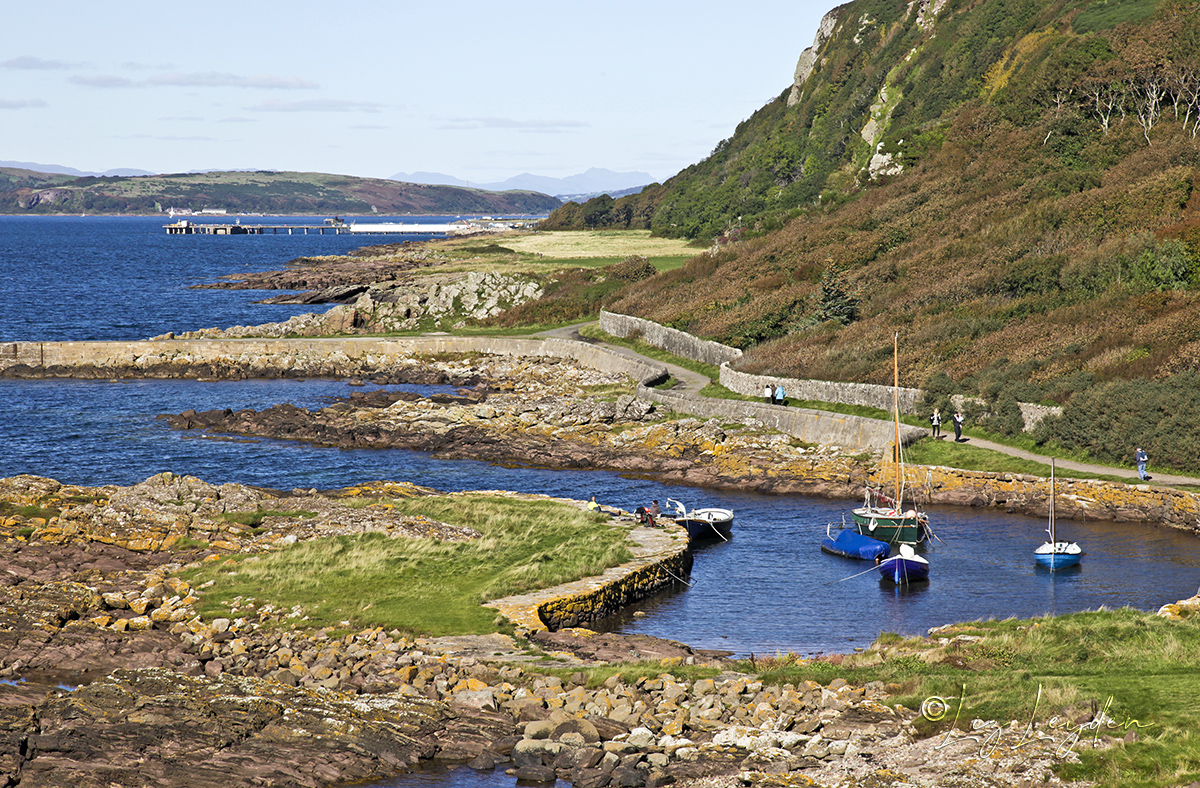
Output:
[
  {"xmin": 601, "ymin": 311, "xmax": 1062, "ymax": 430},
  {"xmin": 641, "ymin": 385, "xmax": 924, "ymax": 452},
  {"xmin": 599, "ymin": 312, "xmax": 742, "ymax": 367},
  {"xmin": 486, "ymin": 523, "xmax": 693, "ymax": 632}
]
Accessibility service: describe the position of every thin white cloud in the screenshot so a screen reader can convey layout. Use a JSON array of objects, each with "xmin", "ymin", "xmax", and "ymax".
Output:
[
  {"xmin": 129, "ymin": 133, "xmax": 221, "ymax": 142},
  {"xmin": 2, "ymin": 56, "xmax": 80, "ymax": 70},
  {"xmin": 147, "ymin": 72, "xmax": 319, "ymax": 89},
  {"xmin": 118, "ymin": 61, "xmax": 176, "ymax": 71},
  {"xmin": 218, "ymin": 116, "xmax": 258, "ymax": 123},
  {"xmin": 0, "ymin": 98, "xmax": 47, "ymax": 109},
  {"xmin": 440, "ymin": 117, "xmax": 587, "ymax": 133},
  {"xmin": 248, "ymin": 99, "xmax": 384, "ymax": 113},
  {"xmin": 69, "ymin": 74, "xmax": 136, "ymax": 88}
]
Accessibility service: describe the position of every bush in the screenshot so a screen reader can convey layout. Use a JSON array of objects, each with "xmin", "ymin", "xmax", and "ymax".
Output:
[{"xmin": 1034, "ymin": 371, "xmax": 1200, "ymax": 471}]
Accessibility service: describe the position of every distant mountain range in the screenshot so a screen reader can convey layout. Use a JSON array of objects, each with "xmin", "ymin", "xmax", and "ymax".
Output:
[
  {"xmin": 390, "ymin": 168, "xmax": 654, "ymax": 201},
  {"xmin": 0, "ymin": 160, "xmax": 156, "ymax": 178}
]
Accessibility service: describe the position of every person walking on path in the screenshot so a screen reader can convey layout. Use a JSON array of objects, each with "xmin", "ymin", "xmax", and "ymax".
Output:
[
  {"xmin": 930, "ymin": 408, "xmax": 942, "ymax": 439},
  {"xmin": 774, "ymin": 384, "xmax": 786, "ymax": 406},
  {"xmin": 952, "ymin": 411, "xmax": 964, "ymax": 442},
  {"xmin": 1135, "ymin": 447, "xmax": 1149, "ymax": 480},
  {"xmin": 763, "ymin": 384, "xmax": 773, "ymax": 404}
]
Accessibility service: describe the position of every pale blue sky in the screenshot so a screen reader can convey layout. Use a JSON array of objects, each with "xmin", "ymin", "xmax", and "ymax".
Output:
[{"xmin": 1, "ymin": 1, "xmax": 829, "ymax": 183}]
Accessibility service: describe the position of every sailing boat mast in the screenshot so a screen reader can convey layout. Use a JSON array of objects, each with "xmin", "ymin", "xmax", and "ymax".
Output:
[
  {"xmin": 1048, "ymin": 458, "xmax": 1056, "ymax": 543},
  {"xmin": 893, "ymin": 332, "xmax": 901, "ymax": 507}
]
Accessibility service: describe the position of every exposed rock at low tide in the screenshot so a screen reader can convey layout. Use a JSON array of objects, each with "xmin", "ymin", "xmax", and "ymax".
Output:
[{"xmin": 158, "ymin": 355, "xmax": 869, "ymax": 499}]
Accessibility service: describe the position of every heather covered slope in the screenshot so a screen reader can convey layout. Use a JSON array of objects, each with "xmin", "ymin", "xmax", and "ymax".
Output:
[{"xmin": 591, "ymin": 0, "xmax": 1200, "ymax": 472}]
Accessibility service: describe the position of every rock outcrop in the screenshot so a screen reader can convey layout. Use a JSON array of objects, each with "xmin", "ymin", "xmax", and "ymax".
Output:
[{"xmin": 168, "ymin": 271, "xmax": 545, "ymax": 339}]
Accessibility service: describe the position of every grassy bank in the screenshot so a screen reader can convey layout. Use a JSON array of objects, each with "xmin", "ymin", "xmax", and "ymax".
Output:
[
  {"xmin": 430, "ymin": 230, "xmax": 700, "ymax": 275},
  {"xmin": 728, "ymin": 608, "xmax": 1200, "ymax": 786},
  {"xmin": 182, "ymin": 494, "xmax": 633, "ymax": 637}
]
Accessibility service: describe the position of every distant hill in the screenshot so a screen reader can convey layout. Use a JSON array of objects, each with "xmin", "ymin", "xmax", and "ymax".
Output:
[
  {"xmin": 0, "ymin": 168, "xmax": 563, "ymax": 215},
  {"xmin": 391, "ymin": 167, "xmax": 653, "ymax": 199},
  {"xmin": 0, "ymin": 160, "xmax": 156, "ymax": 178}
]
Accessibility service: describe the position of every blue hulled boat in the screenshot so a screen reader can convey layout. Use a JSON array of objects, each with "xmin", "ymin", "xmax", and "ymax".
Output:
[
  {"xmin": 876, "ymin": 543, "xmax": 930, "ymax": 584},
  {"xmin": 1035, "ymin": 459, "xmax": 1082, "ymax": 570}
]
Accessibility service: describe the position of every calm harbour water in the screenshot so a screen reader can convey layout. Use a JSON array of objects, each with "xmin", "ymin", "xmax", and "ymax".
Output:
[{"xmin": 4, "ymin": 216, "xmax": 1200, "ymax": 787}]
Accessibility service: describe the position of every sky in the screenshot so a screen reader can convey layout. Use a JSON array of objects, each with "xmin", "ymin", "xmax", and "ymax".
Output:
[{"xmin": 0, "ymin": 1, "xmax": 830, "ymax": 184}]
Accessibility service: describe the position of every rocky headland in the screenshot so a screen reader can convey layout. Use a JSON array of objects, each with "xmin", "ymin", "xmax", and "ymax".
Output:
[{"xmin": 172, "ymin": 247, "xmax": 545, "ymax": 337}]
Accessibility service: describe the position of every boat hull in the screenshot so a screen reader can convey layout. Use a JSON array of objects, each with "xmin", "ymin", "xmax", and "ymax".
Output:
[
  {"xmin": 1034, "ymin": 541, "xmax": 1082, "ymax": 569},
  {"xmin": 676, "ymin": 508, "xmax": 734, "ymax": 542},
  {"xmin": 877, "ymin": 555, "xmax": 930, "ymax": 584},
  {"xmin": 851, "ymin": 508, "xmax": 927, "ymax": 545},
  {"xmin": 821, "ymin": 529, "xmax": 891, "ymax": 560}
]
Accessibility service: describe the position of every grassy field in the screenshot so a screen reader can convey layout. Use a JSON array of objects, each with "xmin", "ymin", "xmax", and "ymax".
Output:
[
  {"xmin": 181, "ymin": 494, "xmax": 633, "ymax": 637},
  {"xmin": 499, "ymin": 229, "xmax": 701, "ymax": 261}
]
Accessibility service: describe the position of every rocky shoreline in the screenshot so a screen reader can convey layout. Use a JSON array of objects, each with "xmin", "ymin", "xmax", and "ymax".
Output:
[
  {"xmin": 1, "ymin": 472, "xmax": 1115, "ymax": 788},
  {"xmin": 156, "ymin": 353, "xmax": 1200, "ymax": 530}
]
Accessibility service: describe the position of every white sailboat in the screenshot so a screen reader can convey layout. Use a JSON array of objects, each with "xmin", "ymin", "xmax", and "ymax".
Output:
[{"xmin": 1034, "ymin": 458, "xmax": 1082, "ymax": 570}]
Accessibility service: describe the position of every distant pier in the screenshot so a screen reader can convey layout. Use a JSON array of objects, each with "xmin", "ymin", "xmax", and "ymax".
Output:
[{"xmin": 164, "ymin": 218, "xmax": 473, "ymax": 236}]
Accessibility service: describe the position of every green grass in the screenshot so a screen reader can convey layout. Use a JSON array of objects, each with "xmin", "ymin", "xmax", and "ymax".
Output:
[
  {"xmin": 181, "ymin": 494, "xmax": 634, "ymax": 637},
  {"xmin": 903, "ymin": 437, "xmax": 1136, "ymax": 483},
  {"xmin": 737, "ymin": 608, "xmax": 1200, "ymax": 787},
  {"xmin": 0, "ymin": 502, "xmax": 60, "ymax": 520},
  {"xmin": 219, "ymin": 509, "xmax": 317, "ymax": 528}
]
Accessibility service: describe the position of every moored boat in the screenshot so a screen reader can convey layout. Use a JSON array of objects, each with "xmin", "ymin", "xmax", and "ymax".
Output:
[
  {"xmin": 667, "ymin": 499, "xmax": 734, "ymax": 542},
  {"xmin": 851, "ymin": 493, "xmax": 929, "ymax": 546},
  {"xmin": 851, "ymin": 333, "xmax": 930, "ymax": 546},
  {"xmin": 1035, "ymin": 459, "xmax": 1082, "ymax": 570},
  {"xmin": 876, "ymin": 543, "xmax": 930, "ymax": 584},
  {"xmin": 822, "ymin": 521, "xmax": 891, "ymax": 560}
]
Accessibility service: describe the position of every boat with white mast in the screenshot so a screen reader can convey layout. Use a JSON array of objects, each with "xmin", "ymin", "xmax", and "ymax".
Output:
[{"xmin": 1034, "ymin": 458, "xmax": 1082, "ymax": 570}]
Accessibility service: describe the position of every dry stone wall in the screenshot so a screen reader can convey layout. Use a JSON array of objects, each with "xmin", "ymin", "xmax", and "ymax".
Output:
[{"xmin": 601, "ymin": 311, "xmax": 1061, "ymax": 430}]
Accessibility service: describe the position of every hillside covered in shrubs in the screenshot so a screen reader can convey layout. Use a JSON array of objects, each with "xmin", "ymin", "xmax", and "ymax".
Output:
[{"xmin": 540, "ymin": 0, "xmax": 1200, "ymax": 474}]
